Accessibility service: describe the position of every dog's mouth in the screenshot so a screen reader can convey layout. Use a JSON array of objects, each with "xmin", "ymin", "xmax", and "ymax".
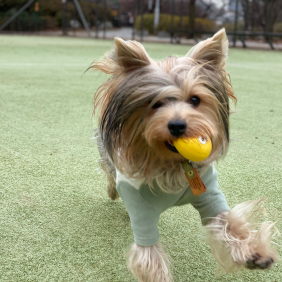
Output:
[{"xmin": 165, "ymin": 140, "xmax": 179, "ymax": 153}]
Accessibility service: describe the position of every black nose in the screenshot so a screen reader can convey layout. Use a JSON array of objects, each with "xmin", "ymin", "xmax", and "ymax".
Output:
[{"xmin": 168, "ymin": 120, "xmax": 187, "ymax": 137}]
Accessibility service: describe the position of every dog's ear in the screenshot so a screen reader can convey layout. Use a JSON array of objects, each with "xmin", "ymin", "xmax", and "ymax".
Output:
[
  {"xmin": 114, "ymin": 37, "xmax": 151, "ymax": 72},
  {"xmin": 186, "ymin": 29, "xmax": 228, "ymax": 67}
]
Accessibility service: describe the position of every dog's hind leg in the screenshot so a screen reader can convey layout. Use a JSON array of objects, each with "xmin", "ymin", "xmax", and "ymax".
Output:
[
  {"xmin": 95, "ymin": 129, "xmax": 119, "ymax": 201},
  {"xmin": 107, "ymin": 173, "xmax": 119, "ymax": 200},
  {"xmin": 100, "ymin": 162, "xmax": 119, "ymax": 201}
]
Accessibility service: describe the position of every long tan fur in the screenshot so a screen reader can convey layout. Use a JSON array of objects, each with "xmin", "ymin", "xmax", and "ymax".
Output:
[
  {"xmin": 127, "ymin": 242, "xmax": 173, "ymax": 282},
  {"xmin": 90, "ymin": 29, "xmax": 278, "ymax": 281},
  {"xmin": 206, "ymin": 199, "xmax": 279, "ymax": 274},
  {"xmin": 90, "ymin": 29, "xmax": 235, "ymax": 193}
]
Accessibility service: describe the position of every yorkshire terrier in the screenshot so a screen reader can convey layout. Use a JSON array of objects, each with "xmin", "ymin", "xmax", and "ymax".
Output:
[{"xmin": 90, "ymin": 29, "xmax": 278, "ymax": 282}]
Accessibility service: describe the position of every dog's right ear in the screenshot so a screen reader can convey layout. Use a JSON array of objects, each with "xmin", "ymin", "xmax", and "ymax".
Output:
[
  {"xmin": 186, "ymin": 29, "xmax": 228, "ymax": 68},
  {"xmin": 113, "ymin": 38, "xmax": 151, "ymax": 72}
]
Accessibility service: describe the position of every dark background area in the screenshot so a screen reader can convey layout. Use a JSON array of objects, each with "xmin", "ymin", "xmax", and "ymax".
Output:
[{"xmin": 1, "ymin": 0, "xmax": 282, "ymax": 49}]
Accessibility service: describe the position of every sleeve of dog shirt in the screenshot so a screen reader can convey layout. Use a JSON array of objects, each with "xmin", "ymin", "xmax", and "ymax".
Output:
[
  {"xmin": 189, "ymin": 164, "xmax": 230, "ymax": 224},
  {"xmin": 117, "ymin": 181, "xmax": 161, "ymax": 247}
]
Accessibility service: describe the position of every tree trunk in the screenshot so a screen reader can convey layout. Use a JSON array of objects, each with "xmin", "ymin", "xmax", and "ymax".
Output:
[
  {"xmin": 242, "ymin": 0, "xmax": 249, "ymax": 31},
  {"xmin": 265, "ymin": 0, "xmax": 275, "ymax": 32},
  {"xmin": 189, "ymin": 0, "xmax": 195, "ymax": 38}
]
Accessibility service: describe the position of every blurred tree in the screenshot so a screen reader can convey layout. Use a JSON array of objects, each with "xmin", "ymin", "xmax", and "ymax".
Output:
[
  {"xmin": 189, "ymin": 0, "xmax": 196, "ymax": 36},
  {"xmin": 0, "ymin": 0, "xmax": 31, "ymax": 11},
  {"xmin": 264, "ymin": 0, "xmax": 275, "ymax": 32},
  {"xmin": 0, "ymin": 0, "xmax": 112, "ymax": 31},
  {"xmin": 38, "ymin": 0, "xmax": 61, "ymax": 16},
  {"xmin": 240, "ymin": 0, "xmax": 282, "ymax": 32}
]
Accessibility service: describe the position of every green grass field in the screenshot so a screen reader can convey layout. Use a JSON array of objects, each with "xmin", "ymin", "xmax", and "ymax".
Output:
[{"xmin": 0, "ymin": 35, "xmax": 282, "ymax": 282}]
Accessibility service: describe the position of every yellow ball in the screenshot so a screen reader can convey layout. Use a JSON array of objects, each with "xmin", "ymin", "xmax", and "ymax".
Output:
[{"xmin": 173, "ymin": 136, "xmax": 212, "ymax": 162}]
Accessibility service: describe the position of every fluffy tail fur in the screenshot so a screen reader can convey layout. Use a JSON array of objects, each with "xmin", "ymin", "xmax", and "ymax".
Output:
[{"xmin": 206, "ymin": 199, "xmax": 279, "ymax": 274}]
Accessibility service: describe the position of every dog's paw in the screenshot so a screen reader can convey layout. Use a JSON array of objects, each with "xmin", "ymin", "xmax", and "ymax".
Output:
[{"xmin": 246, "ymin": 253, "xmax": 275, "ymax": 270}]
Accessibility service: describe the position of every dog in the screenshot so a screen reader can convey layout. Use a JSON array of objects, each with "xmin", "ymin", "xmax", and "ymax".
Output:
[{"xmin": 90, "ymin": 29, "xmax": 278, "ymax": 282}]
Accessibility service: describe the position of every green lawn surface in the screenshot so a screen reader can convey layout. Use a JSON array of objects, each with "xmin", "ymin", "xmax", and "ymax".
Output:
[{"xmin": 0, "ymin": 35, "xmax": 282, "ymax": 282}]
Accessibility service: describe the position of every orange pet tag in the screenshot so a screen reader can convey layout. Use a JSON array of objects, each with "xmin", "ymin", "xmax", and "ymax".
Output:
[{"xmin": 181, "ymin": 161, "xmax": 207, "ymax": 196}]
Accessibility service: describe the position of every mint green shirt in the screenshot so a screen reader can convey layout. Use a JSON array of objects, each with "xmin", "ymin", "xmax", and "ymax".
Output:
[{"xmin": 116, "ymin": 164, "xmax": 230, "ymax": 246}]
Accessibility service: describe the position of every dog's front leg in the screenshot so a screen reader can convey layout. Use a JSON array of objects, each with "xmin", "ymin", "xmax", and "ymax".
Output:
[
  {"xmin": 206, "ymin": 199, "xmax": 278, "ymax": 273},
  {"xmin": 127, "ymin": 241, "xmax": 173, "ymax": 282}
]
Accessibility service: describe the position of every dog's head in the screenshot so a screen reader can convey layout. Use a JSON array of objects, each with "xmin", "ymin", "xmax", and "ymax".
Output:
[{"xmin": 92, "ymin": 29, "xmax": 236, "ymax": 179}]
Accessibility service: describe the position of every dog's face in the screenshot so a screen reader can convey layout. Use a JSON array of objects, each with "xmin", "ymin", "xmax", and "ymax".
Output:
[{"xmin": 92, "ymin": 29, "xmax": 236, "ymax": 176}]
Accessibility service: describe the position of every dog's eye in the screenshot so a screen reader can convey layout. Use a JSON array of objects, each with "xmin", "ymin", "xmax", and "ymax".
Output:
[
  {"xmin": 189, "ymin": 96, "xmax": 200, "ymax": 107},
  {"xmin": 152, "ymin": 101, "xmax": 163, "ymax": 109}
]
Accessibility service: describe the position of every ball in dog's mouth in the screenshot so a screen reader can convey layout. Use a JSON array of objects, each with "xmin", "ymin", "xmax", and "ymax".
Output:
[{"xmin": 165, "ymin": 140, "xmax": 179, "ymax": 153}]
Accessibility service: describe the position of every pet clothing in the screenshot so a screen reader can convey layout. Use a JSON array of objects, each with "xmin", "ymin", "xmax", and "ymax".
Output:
[{"xmin": 116, "ymin": 164, "xmax": 230, "ymax": 246}]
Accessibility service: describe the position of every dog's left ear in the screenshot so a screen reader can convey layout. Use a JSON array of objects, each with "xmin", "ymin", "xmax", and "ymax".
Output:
[
  {"xmin": 113, "ymin": 37, "xmax": 151, "ymax": 72},
  {"xmin": 187, "ymin": 29, "xmax": 228, "ymax": 68}
]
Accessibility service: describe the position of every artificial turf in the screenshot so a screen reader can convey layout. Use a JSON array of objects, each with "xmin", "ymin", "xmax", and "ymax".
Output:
[{"xmin": 0, "ymin": 35, "xmax": 282, "ymax": 282}]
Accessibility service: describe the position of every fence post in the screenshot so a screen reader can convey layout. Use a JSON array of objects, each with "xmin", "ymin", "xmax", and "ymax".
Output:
[
  {"xmin": 170, "ymin": 0, "xmax": 175, "ymax": 43},
  {"xmin": 178, "ymin": 0, "xmax": 183, "ymax": 44},
  {"xmin": 132, "ymin": 0, "xmax": 136, "ymax": 40},
  {"xmin": 62, "ymin": 0, "xmax": 68, "ymax": 35},
  {"xmin": 103, "ymin": 0, "xmax": 107, "ymax": 39},
  {"xmin": 233, "ymin": 0, "xmax": 239, "ymax": 47},
  {"xmin": 154, "ymin": 0, "xmax": 160, "ymax": 34},
  {"xmin": 265, "ymin": 0, "xmax": 275, "ymax": 50},
  {"xmin": 140, "ymin": 0, "xmax": 144, "ymax": 42},
  {"xmin": 244, "ymin": 0, "xmax": 248, "ymax": 31},
  {"xmin": 73, "ymin": 0, "xmax": 91, "ymax": 37},
  {"xmin": 189, "ymin": 0, "xmax": 195, "ymax": 40},
  {"xmin": 95, "ymin": 0, "xmax": 99, "ymax": 38}
]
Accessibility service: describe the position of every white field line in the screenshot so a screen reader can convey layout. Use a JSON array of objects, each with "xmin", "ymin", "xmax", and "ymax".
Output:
[
  {"xmin": 0, "ymin": 63, "xmax": 87, "ymax": 67},
  {"xmin": 227, "ymin": 63, "xmax": 282, "ymax": 72},
  {"xmin": 0, "ymin": 62, "xmax": 282, "ymax": 72}
]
